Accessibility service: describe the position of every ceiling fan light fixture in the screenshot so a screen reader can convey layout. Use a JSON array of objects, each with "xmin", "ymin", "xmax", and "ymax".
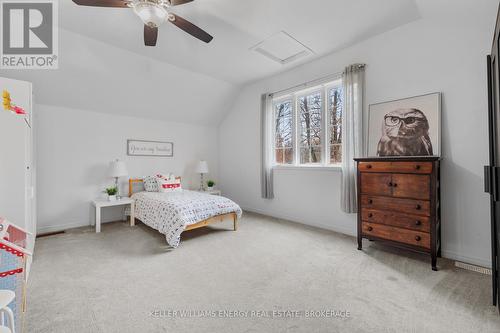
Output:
[
  {"xmin": 133, "ymin": 2, "xmax": 168, "ymax": 27},
  {"xmin": 72, "ymin": 0, "xmax": 212, "ymax": 44}
]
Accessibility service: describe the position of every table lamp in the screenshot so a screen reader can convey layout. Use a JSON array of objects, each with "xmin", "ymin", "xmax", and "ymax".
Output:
[
  {"xmin": 195, "ymin": 160, "xmax": 209, "ymax": 191},
  {"xmin": 109, "ymin": 159, "xmax": 128, "ymax": 198}
]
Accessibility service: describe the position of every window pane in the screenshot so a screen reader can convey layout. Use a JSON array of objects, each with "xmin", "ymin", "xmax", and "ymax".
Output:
[
  {"xmin": 275, "ymin": 116, "xmax": 292, "ymax": 148},
  {"xmin": 275, "ymin": 148, "xmax": 293, "ymax": 164},
  {"xmin": 300, "ymin": 92, "xmax": 322, "ymax": 115},
  {"xmin": 300, "ymin": 146, "xmax": 322, "ymax": 164},
  {"xmin": 274, "ymin": 100, "xmax": 293, "ymax": 165},
  {"xmin": 328, "ymin": 86, "xmax": 343, "ymax": 163},
  {"xmin": 275, "ymin": 100, "xmax": 292, "ymax": 118},
  {"xmin": 299, "ymin": 113, "xmax": 322, "ymax": 146},
  {"xmin": 330, "ymin": 144, "xmax": 342, "ymax": 164},
  {"xmin": 299, "ymin": 92, "xmax": 322, "ymax": 164}
]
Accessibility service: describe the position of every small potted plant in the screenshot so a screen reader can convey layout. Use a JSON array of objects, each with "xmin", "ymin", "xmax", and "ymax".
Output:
[
  {"xmin": 207, "ymin": 180, "xmax": 215, "ymax": 191},
  {"xmin": 105, "ymin": 186, "xmax": 118, "ymax": 201}
]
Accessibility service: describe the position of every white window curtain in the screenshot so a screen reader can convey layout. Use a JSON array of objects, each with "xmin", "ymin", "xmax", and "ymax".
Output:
[
  {"xmin": 341, "ymin": 64, "xmax": 365, "ymax": 213},
  {"xmin": 261, "ymin": 93, "xmax": 274, "ymax": 199}
]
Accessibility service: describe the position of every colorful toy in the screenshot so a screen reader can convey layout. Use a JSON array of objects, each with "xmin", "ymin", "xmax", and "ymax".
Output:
[
  {"xmin": 0, "ymin": 217, "xmax": 32, "ymax": 332},
  {"xmin": 2, "ymin": 90, "xmax": 26, "ymax": 115}
]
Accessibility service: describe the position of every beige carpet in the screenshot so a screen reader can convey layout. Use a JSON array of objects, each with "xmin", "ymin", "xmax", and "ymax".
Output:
[{"xmin": 26, "ymin": 212, "xmax": 500, "ymax": 333}]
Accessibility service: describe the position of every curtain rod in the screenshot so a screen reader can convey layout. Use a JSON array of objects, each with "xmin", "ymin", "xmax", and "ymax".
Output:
[
  {"xmin": 270, "ymin": 71, "xmax": 342, "ymax": 97},
  {"xmin": 270, "ymin": 63, "xmax": 365, "ymax": 97}
]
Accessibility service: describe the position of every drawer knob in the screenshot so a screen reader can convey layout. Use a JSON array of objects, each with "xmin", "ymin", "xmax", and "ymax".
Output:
[
  {"xmin": 368, "ymin": 213, "xmax": 373, "ymax": 218},
  {"xmin": 415, "ymin": 204, "xmax": 422, "ymax": 210},
  {"xmin": 366, "ymin": 164, "xmax": 372, "ymax": 169},
  {"xmin": 415, "ymin": 220, "xmax": 422, "ymax": 226},
  {"xmin": 368, "ymin": 199, "xmax": 373, "ymax": 204},
  {"xmin": 415, "ymin": 235, "xmax": 421, "ymax": 241},
  {"xmin": 367, "ymin": 226, "xmax": 373, "ymax": 231},
  {"xmin": 415, "ymin": 165, "xmax": 421, "ymax": 170},
  {"xmin": 393, "ymin": 183, "xmax": 398, "ymax": 188},
  {"xmin": 387, "ymin": 182, "xmax": 393, "ymax": 187}
]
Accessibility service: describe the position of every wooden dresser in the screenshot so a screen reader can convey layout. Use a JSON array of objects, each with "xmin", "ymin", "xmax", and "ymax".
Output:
[{"xmin": 354, "ymin": 157, "xmax": 441, "ymax": 270}]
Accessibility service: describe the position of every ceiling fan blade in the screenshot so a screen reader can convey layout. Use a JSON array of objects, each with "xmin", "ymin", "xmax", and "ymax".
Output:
[
  {"xmin": 168, "ymin": 0, "xmax": 194, "ymax": 6},
  {"xmin": 71, "ymin": 0, "xmax": 128, "ymax": 7},
  {"xmin": 168, "ymin": 14, "xmax": 213, "ymax": 43},
  {"xmin": 144, "ymin": 25, "xmax": 158, "ymax": 47}
]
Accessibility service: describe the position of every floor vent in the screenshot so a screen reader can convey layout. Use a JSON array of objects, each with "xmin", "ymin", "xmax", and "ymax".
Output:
[
  {"xmin": 37, "ymin": 230, "xmax": 65, "ymax": 238},
  {"xmin": 455, "ymin": 261, "xmax": 491, "ymax": 275}
]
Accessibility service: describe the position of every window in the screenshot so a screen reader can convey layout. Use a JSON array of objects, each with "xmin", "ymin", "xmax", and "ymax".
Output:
[
  {"xmin": 273, "ymin": 79, "xmax": 343, "ymax": 167},
  {"xmin": 328, "ymin": 85, "xmax": 343, "ymax": 164},
  {"xmin": 274, "ymin": 100, "xmax": 293, "ymax": 164},
  {"xmin": 299, "ymin": 91, "xmax": 322, "ymax": 164}
]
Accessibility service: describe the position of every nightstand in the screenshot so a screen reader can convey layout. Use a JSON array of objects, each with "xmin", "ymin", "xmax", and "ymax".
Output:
[
  {"xmin": 196, "ymin": 189, "xmax": 221, "ymax": 196},
  {"xmin": 91, "ymin": 198, "xmax": 135, "ymax": 233}
]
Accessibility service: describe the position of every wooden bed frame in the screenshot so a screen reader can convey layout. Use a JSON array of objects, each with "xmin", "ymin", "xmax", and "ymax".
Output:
[{"xmin": 128, "ymin": 178, "xmax": 238, "ymax": 232}]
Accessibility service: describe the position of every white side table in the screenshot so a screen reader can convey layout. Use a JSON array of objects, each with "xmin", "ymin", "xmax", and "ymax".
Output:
[
  {"xmin": 196, "ymin": 189, "xmax": 221, "ymax": 196},
  {"xmin": 91, "ymin": 198, "xmax": 135, "ymax": 233}
]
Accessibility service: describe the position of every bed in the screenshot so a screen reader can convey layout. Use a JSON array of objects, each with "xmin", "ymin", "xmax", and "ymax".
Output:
[{"xmin": 128, "ymin": 178, "xmax": 242, "ymax": 247}]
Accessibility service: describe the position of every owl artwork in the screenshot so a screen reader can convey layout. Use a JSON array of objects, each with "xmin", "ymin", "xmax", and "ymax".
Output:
[{"xmin": 377, "ymin": 108, "xmax": 433, "ymax": 156}]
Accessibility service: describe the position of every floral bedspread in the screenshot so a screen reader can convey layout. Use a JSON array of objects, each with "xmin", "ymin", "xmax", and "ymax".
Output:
[{"xmin": 131, "ymin": 190, "xmax": 242, "ymax": 247}]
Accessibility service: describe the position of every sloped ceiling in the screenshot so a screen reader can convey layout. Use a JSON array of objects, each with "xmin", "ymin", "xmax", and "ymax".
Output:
[
  {"xmin": 1, "ymin": 0, "xmax": 428, "ymax": 125},
  {"xmin": 2, "ymin": 28, "xmax": 238, "ymax": 125},
  {"xmin": 57, "ymin": 0, "xmax": 421, "ymax": 84}
]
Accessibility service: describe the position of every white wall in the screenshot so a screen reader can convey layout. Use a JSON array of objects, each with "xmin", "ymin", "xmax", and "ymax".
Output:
[
  {"xmin": 36, "ymin": 105, "xmax": 219, "ymax": 233},
  {"xmin": 2, "ymin": 28, "xmax": 238, "ymax": 126},
  {"xmin": 0, "ymin": 26, "xmax": 228, "ymax": 234},
  {"xmin": 219, "ymin": 13, "xmax": 496, "ymax": 267}
]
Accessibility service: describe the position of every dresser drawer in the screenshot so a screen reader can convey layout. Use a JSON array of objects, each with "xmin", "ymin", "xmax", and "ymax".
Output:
[
  {"xmin": 362, "ymin": 222, "xmax": 430, "ymax": 249},
  {"xmin": 360, "ymin": 173, "xmax": 392, "ymax": 196},
  {"xmin": 358, "ymin": 161, "xmax": 433, "ymax": 174},
  {"xmin": 361, "ymin": 209, "xmax": 430, "ymax": 232},
  {"xmin": 391, "ymin": 174, "xmax": 430, "ymax": 200},
  {"xmin": 361, "ymin": 195, "xmax": 430, "ymax": 216}
]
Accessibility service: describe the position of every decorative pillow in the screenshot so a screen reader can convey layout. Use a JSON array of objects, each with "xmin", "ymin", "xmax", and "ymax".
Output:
[
  {"xmin": 155, "ymin": 173, "xmax": 174, "ymax": 181},
  {"xmin": 158, "ymin": 177, "xmax": 182, "ymax": 192},
  {"xmin": 143, "ymin": 176, "xmax": 160, "ymax": 192}
]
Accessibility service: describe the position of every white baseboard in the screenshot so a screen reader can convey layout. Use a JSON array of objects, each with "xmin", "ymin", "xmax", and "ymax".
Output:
[
  {"xmin": 242, "ymin": 206, "xmax": 491, "ymax": 269},
  {"xmin": 36, "ymin": 221, "xmax": 88, "ymax": 235},
  {"xmin": 440, "ymin": 250, "xmax": 491, "ymax": 269},
  {"xmin": 36, "ymin": 214, "xmax": 123, "ymax": 235},
  {"xmin": 241, "ymin": 206, "xmax": 357, "ymax": 237}
]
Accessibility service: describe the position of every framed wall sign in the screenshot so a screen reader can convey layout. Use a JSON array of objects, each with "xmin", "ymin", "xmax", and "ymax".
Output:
[{"xmin": 127, "ymin": 140, "xmax": 173, "ymax": 157}]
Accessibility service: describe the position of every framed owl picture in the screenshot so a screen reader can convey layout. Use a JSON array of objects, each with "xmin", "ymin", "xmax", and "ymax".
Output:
[{"xmin": 367, "ymin": 92, "xmax": 441, "ymax": 157}]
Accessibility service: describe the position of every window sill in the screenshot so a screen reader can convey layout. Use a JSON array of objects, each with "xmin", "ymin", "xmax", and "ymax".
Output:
[{"xmin": 273, "ymin": 165, "xmax": 342, "ymax": 172}]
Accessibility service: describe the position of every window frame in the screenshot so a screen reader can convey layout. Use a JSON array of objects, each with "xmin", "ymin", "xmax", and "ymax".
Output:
[
  {"xmin": 325, "ymin": 80, "xmax": 343, "ymax": 166},
  {"xmin": 272, "ymin": 78, "xmax": 343, "ymax": 170},
  {"xmin": 272, "ymin": 97, "xmax": 295, "ymax": 165},
  {"xmin": 296, "ymin": 88, "xmax": 324, "ymax": 165}
]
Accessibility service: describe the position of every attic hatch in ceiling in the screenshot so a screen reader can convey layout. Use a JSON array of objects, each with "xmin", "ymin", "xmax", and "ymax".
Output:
[{"xmin": 250, "ymin": 31, "xmax": 314, "ymax": 65}]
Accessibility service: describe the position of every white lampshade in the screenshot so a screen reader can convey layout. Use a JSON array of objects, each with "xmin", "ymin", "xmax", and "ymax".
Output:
[
  {"xmin": 109, "ymin": 159, "xmax": 128, "ymax": 178},
  {"xmin": 195, "ymin": 160, "xmax": 209, "ymax": 174}
]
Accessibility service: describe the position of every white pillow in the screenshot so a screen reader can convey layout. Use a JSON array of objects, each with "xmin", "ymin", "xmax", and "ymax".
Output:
[
  {"xmin": 156, "ymin": 173, "xmax": 174, "ymax": 181},
  {"xmin": 143, "ymin": 176, "xmax": 159, "ymax": 192}
]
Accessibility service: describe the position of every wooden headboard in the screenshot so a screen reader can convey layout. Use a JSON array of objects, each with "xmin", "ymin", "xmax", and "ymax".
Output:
[
  {"xmin": 128, "ymin": 178, "xmax": 144, "ymax": 197},
  {"xmin": 128, "ymin": 177, "xmax": 182, "ymax": 197}
]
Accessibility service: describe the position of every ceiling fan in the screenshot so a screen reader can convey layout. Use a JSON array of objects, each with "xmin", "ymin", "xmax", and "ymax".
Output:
[{"xmin": 72, "ymin": 0, "xmax": 213, "ymax": 46}]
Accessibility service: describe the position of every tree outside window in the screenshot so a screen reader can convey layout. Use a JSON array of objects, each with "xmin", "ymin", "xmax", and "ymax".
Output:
[{"xmin": 273, "ymin": 79, "xmax": 343, "ymax": 167}]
